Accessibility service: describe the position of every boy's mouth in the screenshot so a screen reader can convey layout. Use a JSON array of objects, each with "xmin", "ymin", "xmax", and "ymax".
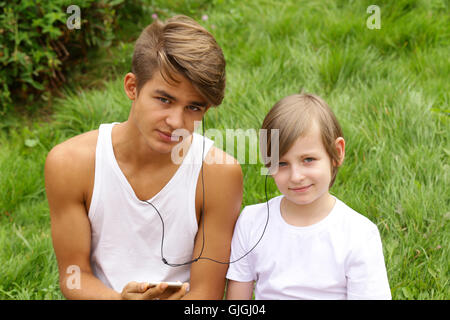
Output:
[{"xmin": 157, "ymin": 130, "xmax": 181, "ymax": 142}]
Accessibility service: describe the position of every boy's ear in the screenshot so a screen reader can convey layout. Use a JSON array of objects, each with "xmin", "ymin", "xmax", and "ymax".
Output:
[
  {"xmin": 124, "ymin": 72, "xmax": 137, "ymax": 100},
  {"xmin": 334, "ymin": 137, "xmax": 346, "ymax": 167}
]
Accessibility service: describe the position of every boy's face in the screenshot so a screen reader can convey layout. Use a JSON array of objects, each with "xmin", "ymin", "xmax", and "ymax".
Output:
[
  {"xmin": 125, "ymin": 71, "xmax": 209, "ymax": 155},
  {"xmin": 272, "ymin": 121, "xmax": 335, "ymax": 207}
]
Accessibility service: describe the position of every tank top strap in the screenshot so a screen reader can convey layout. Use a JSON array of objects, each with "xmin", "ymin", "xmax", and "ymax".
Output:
[{"xmin": 88, "ymin": 122, "xmax": 119, "ymax": 218}]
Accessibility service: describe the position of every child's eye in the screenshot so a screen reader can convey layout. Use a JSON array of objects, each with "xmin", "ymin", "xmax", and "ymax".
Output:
[
  {"xmin": 304, "ymin": 158, "xmax": 315, "ymax": 163},
  {"xmin": 278, "ymin": 162, "xmax": 288, "ymax": 167}
]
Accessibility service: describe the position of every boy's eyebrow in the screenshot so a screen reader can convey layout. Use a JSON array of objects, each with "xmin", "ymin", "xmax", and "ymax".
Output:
[
  {"xmin": 154, "ymin": 89, "xmax": 208, "ymax": 108},
  {"xmin": 155, "ymin": 89, "xmax": 176, "ymax": 101}
]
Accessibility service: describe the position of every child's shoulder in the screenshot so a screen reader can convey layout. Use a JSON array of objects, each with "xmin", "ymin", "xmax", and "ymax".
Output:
[
  {"xmin": 238, "ymin": 195, "xmax": 282, "ymax": 223},
  {"xmin": 334, "ymin": 197, "xmax": 379, "ymax": 234}
]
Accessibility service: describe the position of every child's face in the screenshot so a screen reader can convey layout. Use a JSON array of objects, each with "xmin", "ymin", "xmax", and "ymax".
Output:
[{"xmin": 272, "ymin": 121, "xmax": 335, "ymax": 207}]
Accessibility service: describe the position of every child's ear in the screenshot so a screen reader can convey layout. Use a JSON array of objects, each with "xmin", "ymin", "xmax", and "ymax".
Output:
[{"xmin": 334, "ymin": 137, "xmax": 345, "ymax": 167}]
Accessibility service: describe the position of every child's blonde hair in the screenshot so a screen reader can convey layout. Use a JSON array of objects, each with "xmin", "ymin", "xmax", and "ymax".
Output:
[{"xmin": 261, "ymin": 93, "xmax": 344, "ymax": 187}]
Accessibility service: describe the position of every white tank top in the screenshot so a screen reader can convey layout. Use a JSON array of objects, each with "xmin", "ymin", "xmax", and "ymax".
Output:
[{"xmin": 88, "ymin": 122, "xmax": 214, "ymax": 292}]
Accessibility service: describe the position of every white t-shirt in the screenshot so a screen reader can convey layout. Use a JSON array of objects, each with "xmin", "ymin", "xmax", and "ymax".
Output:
[{"xmin": 226, "ymin": 195, "xmax": 391, "ymax": 300}]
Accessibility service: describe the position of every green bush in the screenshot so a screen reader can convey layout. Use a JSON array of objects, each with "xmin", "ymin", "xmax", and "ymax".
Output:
[{"xmin": 0, "ymin": 0, "xmax": 143, "ymax": 114}]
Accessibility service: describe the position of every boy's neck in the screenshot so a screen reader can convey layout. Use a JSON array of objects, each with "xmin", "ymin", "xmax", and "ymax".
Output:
[{"xmin": 280, "ymin": 192, "xmax": 336, "ymax": 227}]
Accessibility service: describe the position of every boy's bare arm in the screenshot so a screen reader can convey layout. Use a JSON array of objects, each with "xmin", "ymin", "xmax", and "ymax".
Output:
[
  {"xmin": 183, "ymin": 148, "xmax": 243, "ymax": 299},
  {"xmin": 45, "ymin": 136, "xmax": 188, "ymax": 300},
  {"xmin": 45, "ymin": 138, "xmax": 122, "ymax": 299}
]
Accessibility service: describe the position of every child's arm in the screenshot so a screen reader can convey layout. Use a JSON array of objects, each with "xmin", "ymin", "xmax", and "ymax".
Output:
[
  {"xmin": 226, "ymin": 280, "xmax": 254, "ymax": 300},
  {"xmin": 225, "ymin": 206, "xmax": 258, "ymax": 300}
]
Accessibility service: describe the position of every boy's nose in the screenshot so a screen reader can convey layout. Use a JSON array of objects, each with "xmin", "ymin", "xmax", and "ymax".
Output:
[{"xmin": 165, "ymin": 108, "xmax": 184, "ymax": 130}]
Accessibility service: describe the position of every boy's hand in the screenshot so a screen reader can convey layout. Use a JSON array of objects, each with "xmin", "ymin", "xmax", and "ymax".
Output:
[{"xmin": 120, "ymin": 281, "xmax": 189, "ymax": 300}]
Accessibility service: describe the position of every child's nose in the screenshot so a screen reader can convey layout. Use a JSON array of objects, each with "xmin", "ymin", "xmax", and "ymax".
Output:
[{"xmin": 289, "ymin": 166, "xmax": 306, "ymax": 183}]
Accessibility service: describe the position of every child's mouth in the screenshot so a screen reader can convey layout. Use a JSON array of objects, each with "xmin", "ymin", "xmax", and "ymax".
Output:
[{"xmin": 289, "ymin": 184, "xmax": 312, "ymax": 193}]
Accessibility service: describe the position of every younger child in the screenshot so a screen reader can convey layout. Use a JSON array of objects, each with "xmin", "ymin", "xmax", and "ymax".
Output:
[{"xmin": 226, "ymin": 94, "xmax": 391, "ymax": 300}]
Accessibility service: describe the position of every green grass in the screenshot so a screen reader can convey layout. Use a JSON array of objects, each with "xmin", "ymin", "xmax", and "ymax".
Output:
[{"xmin": 0, "ymin": 0, "xmax": 448, "ymax": 299}]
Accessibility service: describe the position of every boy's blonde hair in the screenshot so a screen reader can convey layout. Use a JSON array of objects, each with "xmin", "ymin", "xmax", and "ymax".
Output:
[
  {"xmin": 261, "ymin": 93, "xmax": 344, "ymax": 187},
  {"xmin": 132, "ymin": 15, "xmax": 226, "ymax": 106}
]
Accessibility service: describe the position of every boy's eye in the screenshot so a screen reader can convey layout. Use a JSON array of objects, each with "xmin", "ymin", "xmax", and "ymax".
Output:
[
  {"xmin": 304, "ymin": 158, "xmax": 315, "ymax": 163},
  {"xmin": 187, "ymin": 105, "xmax": 201, "ymax": 112},
  {"xmin": 158, "ymin": 97, "xmax": 170, "ymax": 104},
  {"xmin": 278, "ymin": 162, "xmax": 288, "ymax": 167}
]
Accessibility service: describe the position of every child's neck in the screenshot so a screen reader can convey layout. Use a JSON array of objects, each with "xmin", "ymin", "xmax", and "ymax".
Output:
[{"xmin": 280, "ymin": 192, "xmax": 336, "ymax": 227}]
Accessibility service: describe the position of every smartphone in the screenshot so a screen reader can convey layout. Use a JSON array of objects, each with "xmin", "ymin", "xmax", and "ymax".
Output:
[{"xmin": 148, "ymin": 281, "xmax": 183, "ymax": 289}]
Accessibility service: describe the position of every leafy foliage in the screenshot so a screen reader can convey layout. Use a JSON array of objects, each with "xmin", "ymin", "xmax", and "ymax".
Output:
[{"xmin": 0, "ymin": 0, "xmax": 143, "ymax": 114}]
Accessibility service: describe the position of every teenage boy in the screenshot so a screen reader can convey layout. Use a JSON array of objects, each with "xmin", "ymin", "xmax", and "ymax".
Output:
[{"xmin": 45, "ymin": 15, "xmax": 243, "ymax": 300}]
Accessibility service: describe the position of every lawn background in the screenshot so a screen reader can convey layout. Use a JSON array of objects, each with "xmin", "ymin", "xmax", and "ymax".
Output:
[{"xmin": 0, "ymin": 0, "xmax": 448, "ymax": 299}]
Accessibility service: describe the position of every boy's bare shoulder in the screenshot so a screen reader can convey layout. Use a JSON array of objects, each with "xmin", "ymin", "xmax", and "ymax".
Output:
[
  {"xmin": 203, "ymin": 146, "xmax": 243, "ymax": 181},
  {"xmin": 45, "ymin": 129, "xmax": 99, "ymax": 177}
]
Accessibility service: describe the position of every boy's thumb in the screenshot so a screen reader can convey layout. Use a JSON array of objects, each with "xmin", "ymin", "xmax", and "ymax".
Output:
[{"xmin": 140, "ymin": 282, "xmax": 149, "ymax": 292}]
